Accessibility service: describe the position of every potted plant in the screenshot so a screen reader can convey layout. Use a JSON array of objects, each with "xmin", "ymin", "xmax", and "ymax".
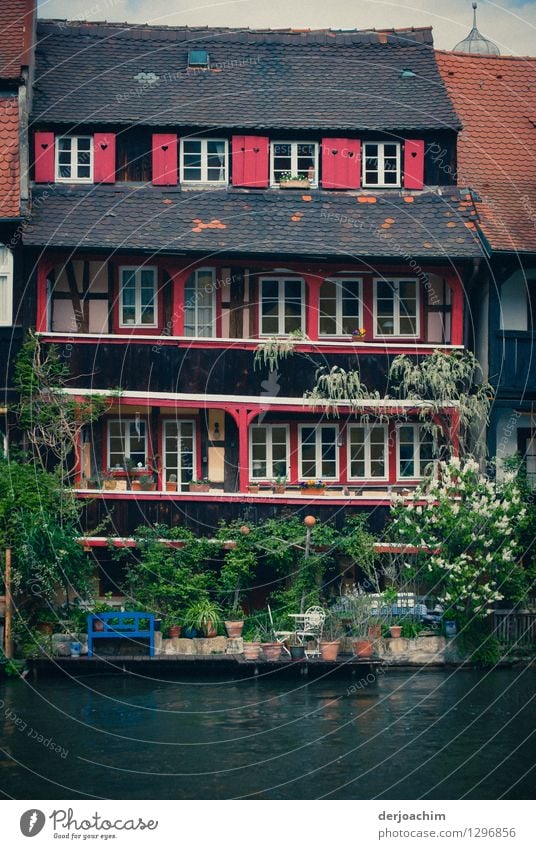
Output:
[
  {"xmin": 188, "ymin": 478, "xmax": 211, "ymax": 493},
  {"xmin": 272, "ymin": 475, "xmax": 287, "ymax": 495},
  {"xmin": 139, "ymin": 474, "xmax": 156, "ymax": 491},
  {"xmin": 287, "ymin": 634, "xmax": 305, "ymax": 660},
  {"xmin": 243, "ymin": 641, "xmax": 262, "ymax": 660},
  {"xmin": 183, "ymin": 599, "xmax": 222, "ymax": 637},
  {"xmin": 261, "ymin": 641, "xmax": 283, "ymax": 661},
  {"xmin": 248, "ymin": 482, "xmax": 261, "ymax": 494},
  {"xmin": 300, "ymin": 479, "xmax": 326, "ymax": 496},
  {"xmin": 319, "ymin": 612, "xmax": 342, "ymax": 662},
  {"xmin": 278, "ymin": 171, "xmax": 311, "ymax": 189},
  {"xmin": 166, "ymin": 473, "xmax": 178, "ymax": 492},
  {"xmin": 351, "ymin": 327, "xmax": 366, "ymax": 342},
  {"xmin": 35, "ymin": 609, "xmax": 57, "ymax": 636},
  {"xmin": 166, "ymin": 622, "xmax": 181, "ymax": 639},
  {"xmin": 224, "ymin": 606, "xmax": 245, "ymax": 639},
  {"xmin": 389, "ymin": 623, "xmax": 403, "ymax": 639},
  {"xmin": 341, "ymin": 588, "xmax": 375, "ymax": 658},
  {"xmin": 102, "ymin": 472, "xmax": 117, "ymax": 491}
]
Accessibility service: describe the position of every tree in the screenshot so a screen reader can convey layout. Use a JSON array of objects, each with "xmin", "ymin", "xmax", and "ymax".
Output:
[
  {"xmin": 389, "ymin": 457, "xmax": 529, "ymax": 624},
  {"xmin": 14, "ymin": 331, "xmax": 108, "ymax": 481},
  {"xmin": 0, "ymin": 456, "xmax": 93, "ymax": 616}
]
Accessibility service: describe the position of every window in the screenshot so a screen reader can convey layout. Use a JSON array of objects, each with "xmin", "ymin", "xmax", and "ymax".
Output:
[
  {"xmin": 250, "ymin": 425, "xmax": 289, "ymax": 479},
  {"xmin": 56, "ymin": 136, "xmax": 93, "ymax": 182},
  {"xmin": 319, "ymin": 278, "xmax": 362, "ymax": 336},
  {"xmin": 397, "ymin": 424, "xmax": 434, "ymax": 479},
  {"xmin": 375, "ymin": 278, "xmax": 419, "ymax": 337},
  {"xmin": 108, "ymin": 419, "xmax": 147, "ymax": 469},
  {"xmin": 271, "ymin": 142, "xmax": 318, "ymax": 186},
  {"xmin": 0, "ymin": 244, "xmax": 14, "ymax": 326},
  {"xmin": 363, "ymin": 142, "xmax": 401, "ymax": 187},
  {"xmin": 184, "ymin": 268, "xmax": 215, "ymax": 337},
  {"xmin": 260, "ymin": 277, "xmax": 304, "ymax": 335},
  {"xmin": 180, "ymin": 138, "xmax": 227, "ymax": 183},
  {"xmin": 299, "ymin": 424, "xmax": 338, "ymax": 480},
  {"xmin": 164, "ymin": 420, "xmax": 195, "ymax": 487},
  {"xmin": 348, "ymin": 424, "xmax": 388, "ymax": 480},
  {"xmin": 119, "ymin": 266, "xmax": 157, "ymax": 327}
]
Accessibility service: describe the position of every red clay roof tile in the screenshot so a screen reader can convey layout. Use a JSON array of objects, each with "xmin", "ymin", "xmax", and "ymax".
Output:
[
  {"xmin": 437, "ymin": 51, "xmax": 536, "ymax": 252},
  {"xmin": 0, "ymin": 0, "xmax": 33, "ymax": 79},
  {"xmin": 0, "ymin": 96, "xmax": 20, "ymax": 217}
]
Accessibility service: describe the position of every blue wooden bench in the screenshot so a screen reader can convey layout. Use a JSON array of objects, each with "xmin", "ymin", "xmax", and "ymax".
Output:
[{"xmin": 87, "ymin": 612, "xmax": 155, "ymax": 657}]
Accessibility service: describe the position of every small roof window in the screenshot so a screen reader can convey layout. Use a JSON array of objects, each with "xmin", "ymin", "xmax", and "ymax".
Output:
[
  {"xmin": 188, "ymin": 49, "xmax": 210, "ymax": 69},
  {"xmin": 400, "ymin": 68, "xmax": 416, "ymax": 79}
]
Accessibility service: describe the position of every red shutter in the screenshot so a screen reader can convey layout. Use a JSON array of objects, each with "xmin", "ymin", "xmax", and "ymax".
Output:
[
  {"xmin": 403, "ymin": 139, "xmax": 425, "ymax": 189},
  {"xmin": 231, "ymin": 135, "xmax": 269, "ymax": 187},
  {"xmin": 152, "ymin": 133, "xmax": 178, "ymax": 185},
  {"xmin": 94, "ymin": 133, "xmax": 116, "ymax": 183},
  {"xmin": 322, "ymin": 138, "xmax": 361, "ymax": 189},
  {"xmin": 34, "ymin": 131, "xmax": 55, "ymax": 182}
]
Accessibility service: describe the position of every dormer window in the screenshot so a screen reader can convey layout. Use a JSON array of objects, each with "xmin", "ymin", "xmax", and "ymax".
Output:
[
  {"xmin": 271, "ymin": 142, "xmax": 318, "ymax": 187},
  {"xmin": 180, "ymin": 138, "xmax": 227, "ymax": 183},
  {"xmin": 56, "ymin": 136, "xmax": 93, "ymax": 182},
  {"xmin": 363, "ymin": 142, "xmax": 401, "ymax": 187}
]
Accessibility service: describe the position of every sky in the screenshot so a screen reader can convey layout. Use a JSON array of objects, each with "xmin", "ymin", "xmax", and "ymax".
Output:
[{"xmin": 37, "ymin": 0, "xmax": 536, "ymax": 55}]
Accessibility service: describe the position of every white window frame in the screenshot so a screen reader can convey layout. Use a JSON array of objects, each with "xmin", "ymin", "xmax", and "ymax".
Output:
[
  {"xmin": 347, "ymin": 423, "xmax": 388, "ymax": 481},
  {"xmin": 163, "ymin": 419, "xmax": 197, "ymax": 488},
  {"xmin": 107, "ymin": 419, "xmax": 148, "ymax": 470},
  {"xmin": 0, "ymin": 244, "xmax": 14, "ymax": 326},
  {"xmin": 270, "ymin": 141, "xmax": 319, "ymax": 187},
  {"xmin": 55, "ymin": 135, "xmax": 93, "ymax": 183},
  {"xmin": 362, "ymin": 141, "xmax": 401, "ymax": 188},
  {"xmin": 298, "ymin": 424, "xmax": 339, "ymax": 481},
  {"xmin": 180, "ymin": 138, "xmax": 228, "ymax": 184},
  {"xmin": 259, "ymin": 276, "xmax": 305, "ymax": 336},
  {"xmin": 319, "ymin": 278, "xmax": 363, "ymax": 337},
  {"xmin": 249, "ymin": 424, "xmax": 290, "ymax": 480},
  {"xmin": 119, "ymin": 266, "xmax": 158, "ymax": 328},
  {"xmin": 373, "ymin": 277, "xmax": 420, "ymax": 338},
  {"xmin": 184, "ymin": 267, "xmax": 216, "ymax": 337},
  {"xmin": 396, "ymin": 423, "xmax": 434, "ymax": 480}
]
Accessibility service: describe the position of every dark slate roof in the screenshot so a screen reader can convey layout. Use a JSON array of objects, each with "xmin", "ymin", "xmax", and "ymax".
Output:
[
  {"xmin": 23, "ymin": 184, "xmax": 483, "ymax": 259},
  {"xmin": 32, "ymin": 20, "xmax": 461, "ymax": 131}
]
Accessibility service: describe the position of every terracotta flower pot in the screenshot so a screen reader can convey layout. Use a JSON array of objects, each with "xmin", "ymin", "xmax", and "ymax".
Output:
[
  {"xmin": 320, "ymin": 640, "xmax": 341, "ymax": 662},
  {"xmin": 166, "ymin": 482, "xmax": 177, "ymax": 492},
  {"xmin": 189, "ymin": 483, "xmax": 210, "ymax": 492},
  {"xmin": 262, "ymin": 642, "xmax": 283, "ymax": 661},
  {"xmin": 352, "ymin": 639, "xmax": 374, "ymax": 658},
  {"xmin": 93, "ymin": 618, "xmax": 105, "ymax": 632},
  {"xmin": 36, "ymin": 622, "xmax": 54, "ymax": 636},
  {"xmin": 225, "ymin": 620, "xmax": 244, "ymax": 638},
  {"xmin": 204, "ymin": 622, "xmax": 218, "ymax": 638},
  {"xmin": 273, "ymin": 485, "xmax": 286, "ymax": 494},
  {"xmin": 243, "ymin": 642, "xmax": 262, "ymax": 660},
  {"xmin": 248, "ymin": 484, "xmax": 260, "ymax": 494},
  {"xmin": 168, "ymin": 625, "xmax": 181, "ymax": 638},
  {"xmin": 368, "ymin": 624, "xmax": 382, "ymax": 639},
  {"xmin": 301, "ymin": 488, "xmax": 325, "ymax": 496},
  {"xmin": 389, "ymin": 625, "xmax": 403, "ymax": 639},
  {"xmin": 131, "ymin": 481, "xmax": 141, "ymax": 491}
]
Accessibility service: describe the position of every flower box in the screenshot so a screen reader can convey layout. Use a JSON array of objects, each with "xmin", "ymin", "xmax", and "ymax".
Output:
[
  {"xmin": 279, "ymin": 179, "xmax": 310, "ymax": 189},
  {"xmin": 300, "ymin": 487, "xmax": 325, "ymax": 496},
  {"xmin": 189, "ymin": 483, "xmax": 210, "ymax": 493}
]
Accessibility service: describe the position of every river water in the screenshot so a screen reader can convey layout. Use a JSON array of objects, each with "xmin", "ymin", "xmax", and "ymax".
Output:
[{"xmin": 0, "ymin": 667, "xmax": 534, "ymax": 799}]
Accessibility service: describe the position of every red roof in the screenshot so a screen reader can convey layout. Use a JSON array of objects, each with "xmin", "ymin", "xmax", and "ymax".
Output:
[
  {"xmin": 437, "ymin": 51, "xmax": 536, "ymax": 253},
  {"xmin": 0, "ymin": 0, "xmax": 34, "ymax": 79},
  {"xmin": 0, "ymin": 97, "xmax": 20, "ymax": 217}
]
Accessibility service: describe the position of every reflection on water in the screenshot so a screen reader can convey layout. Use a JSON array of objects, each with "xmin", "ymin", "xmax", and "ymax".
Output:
[{"xmin": 0, "ymin": 668, "xmax": 534, "ymax": 799}]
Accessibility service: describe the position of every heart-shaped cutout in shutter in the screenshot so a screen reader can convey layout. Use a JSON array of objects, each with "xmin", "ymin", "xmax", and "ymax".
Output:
[
  {"xmin": 41, "ymin": 143, "xmax": 48, "ymax": 150},
  {"xmin": 101, "ymin": 143, "xmax": 108, "ymax": 150},
  {"xmin": 162, "ymin": 145, "xmax": 169, "ymax": 152},
  {"xmin": 411, "ymin": 151, "xmax": 417, "ymax": 158}
]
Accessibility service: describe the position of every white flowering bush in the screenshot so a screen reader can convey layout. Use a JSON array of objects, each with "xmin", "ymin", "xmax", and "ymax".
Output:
[{"xmin": 389, "ymin": 457, "xmax": 529, "ymax": 621}]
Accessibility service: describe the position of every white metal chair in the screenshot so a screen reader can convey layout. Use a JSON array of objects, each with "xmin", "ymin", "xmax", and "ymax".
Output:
[
  {"xmin": 267, "ymin": 604, "xmax": 292, "ymax": 656},
  {"xmin": 294, "ymin": 606, "xmax": 326, "ymax": 658}
]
